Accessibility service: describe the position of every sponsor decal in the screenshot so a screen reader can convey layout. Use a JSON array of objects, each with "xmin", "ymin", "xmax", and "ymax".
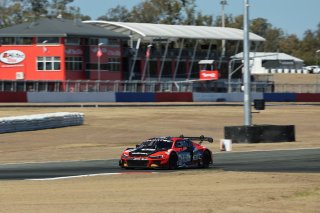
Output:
[
  {"xmin": 199, "ymin": 70, "xmax": 219, "ymax": 80},
  {"xmin": 65, "ymin": 48, "xmax": 83, "ymax": 55},
  {"xmin": 91, "ymin": 47, "xmax": 121, "ymax": 57},
  {"xmin": 0, "ymin": 50, "xmax": 25, "ymax": 64}
]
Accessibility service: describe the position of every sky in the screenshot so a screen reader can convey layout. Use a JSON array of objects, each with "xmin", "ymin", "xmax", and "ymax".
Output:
[{"xmin": 70, "ymin": 0, "xmax": 320, "ymax": 39}]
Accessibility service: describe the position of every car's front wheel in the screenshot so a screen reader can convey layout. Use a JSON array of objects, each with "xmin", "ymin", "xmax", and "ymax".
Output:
[{"xmin": 168, "ymin": 153, "xmax": 178, "ymax": 170}]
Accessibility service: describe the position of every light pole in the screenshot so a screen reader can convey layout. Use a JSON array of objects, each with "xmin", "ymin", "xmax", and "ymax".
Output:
[
  {"xmin": 243, "ymin": 0, "xmax": 252, "ymax": 126},
  {"xmin": 97, "ymin": 43, "xmax": 104, "ymax": 81},
  {"xmin": 220, "ymin": 0, "xmax": 227, "ymax": 58}
]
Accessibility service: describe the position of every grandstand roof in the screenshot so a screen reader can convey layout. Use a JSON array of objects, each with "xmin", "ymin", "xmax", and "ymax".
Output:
[
  {"xmin": 0, "ymin": 18, "xmax": 129, "ymax": 38},
  {"xmin": 83, "ymin": 20, "xmax": 266, "ymax": 42},
  {"xmin": 233, "ymin": 52, "xmax": 303, "ymax": 62}
]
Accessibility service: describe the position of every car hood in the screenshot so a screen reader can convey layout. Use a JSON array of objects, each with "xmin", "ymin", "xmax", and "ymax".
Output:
[{"xmin": 129, "ymin": 148, "xmax": 164, "ymax": 157}]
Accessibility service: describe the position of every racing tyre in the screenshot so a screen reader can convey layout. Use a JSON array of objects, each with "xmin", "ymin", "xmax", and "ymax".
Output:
[
  {"xmin": 202, "ymin": 151, "xmax": 211, "ymax": 168},
  {"xmin": 168, "ymin": 153, "xmax": 178, "ymax": 170}
]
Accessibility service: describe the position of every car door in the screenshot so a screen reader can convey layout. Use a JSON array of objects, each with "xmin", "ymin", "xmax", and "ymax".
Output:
[{"xmin": 175, "ymin": 140, "xmax": 192, "ymax": 166}]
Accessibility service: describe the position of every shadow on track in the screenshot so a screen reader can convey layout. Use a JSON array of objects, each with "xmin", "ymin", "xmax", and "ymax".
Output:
[{"xmin": 213, "ymin": 148, "xmax": 320, "ymax": 173}]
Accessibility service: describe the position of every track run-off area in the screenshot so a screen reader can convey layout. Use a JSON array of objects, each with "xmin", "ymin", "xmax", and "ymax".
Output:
[{"xmin": 0, "ymin": 148, "xmax": 319, "ymax": 181}]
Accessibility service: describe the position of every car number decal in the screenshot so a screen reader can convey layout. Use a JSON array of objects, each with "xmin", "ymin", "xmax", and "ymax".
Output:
[{"xmin": 177, "ymin": 152, "xmax": 191, "ymax": 166}]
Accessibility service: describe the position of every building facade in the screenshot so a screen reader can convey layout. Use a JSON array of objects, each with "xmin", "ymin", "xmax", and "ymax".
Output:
[{"xmin": 0, "ymin": 18, "xmax": 129, "ymax": 84}]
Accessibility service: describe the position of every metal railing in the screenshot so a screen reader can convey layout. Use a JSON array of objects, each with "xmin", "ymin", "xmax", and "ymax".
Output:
[{"xmin": 0, "ymin": 80, "xmax": 319, "ymax": 93}]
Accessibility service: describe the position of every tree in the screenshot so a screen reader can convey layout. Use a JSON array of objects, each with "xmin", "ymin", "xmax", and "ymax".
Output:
[
  {"xmin": 129, "ymin": 0, "xmax": 183, "ymax": 24},
  {"xmin": 0, "ymin": 1, "xmax": 25, "ymax": 27},
  {"xmin": 25, "ymin": 0, "xmax": 50, "ymax": 18},
  {"xmin": 279, "ymin": 34, "xmax": 301, "ymax": 56},
  {"xmin": 50, "ymin": 0, "xmax": 85, "ymax": 20},
  {"xmin": 98, "ymin": 5, "xmax": 130, "ymax": 22},
  {"xmin": 299, "ymin": 30, "xmax": 318, "ymax": 64}
]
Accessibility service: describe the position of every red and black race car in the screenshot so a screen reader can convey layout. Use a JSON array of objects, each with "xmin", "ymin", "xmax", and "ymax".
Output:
[{"xmin": 119, "ymin": 135, "xmax": 213, "ymax": 169}]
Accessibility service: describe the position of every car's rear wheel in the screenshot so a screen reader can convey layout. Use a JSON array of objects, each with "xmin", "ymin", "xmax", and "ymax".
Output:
[
  {"xmin": 202, "ymin": 150, "xmax": 211, "ymax": 168},
  {"xmin": 168, "ymin": 153, "xmax": 178, "ymax": 170}
]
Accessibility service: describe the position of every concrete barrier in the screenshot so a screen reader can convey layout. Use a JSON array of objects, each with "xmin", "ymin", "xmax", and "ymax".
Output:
[
  {"xmin": 155, "ymin": 92, "xmax": 193, "ymax": 102},
  {"xmin": 193, "ymin": 92, "xmax": 263, "ymax": 102},
  {"xmin": 115, "ymin": 92, "xmax": 155, "ymax": 102},
  {"xmin": 296, "ymin": 93, "xmax": 320, "ymax": 102},
  {"xmin": 0, "ymin": 112, "xmax": 84, "ymax": 133},
  {"xmin": 264, "ymin": 93, "xmax": 297, "ymax": 102},
  {"xmin": 0, "ymin": 92, "xmax": 27, "ymax": 102},
  {"xmin": 27, "ymin": 92, "xmax": 115, "ymax": 102}
]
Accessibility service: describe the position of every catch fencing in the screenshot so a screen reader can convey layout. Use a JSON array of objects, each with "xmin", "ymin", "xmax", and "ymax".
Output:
[{"xmin": 0, "ymin": 80, "xmax": 319, "ymax": 93}]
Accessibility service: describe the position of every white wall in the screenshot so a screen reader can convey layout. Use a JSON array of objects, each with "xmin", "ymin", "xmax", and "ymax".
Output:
[
  {"xmin": 193, "ymin": 92, "xmax": 264, "ymax": 102},
  {"xmin": 27, "ymin": 92, "xmax": 116, "ymax": 103}
]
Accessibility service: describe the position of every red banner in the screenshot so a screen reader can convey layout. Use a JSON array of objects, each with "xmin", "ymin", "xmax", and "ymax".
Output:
[{"xmin": 200, "ymin": 70, "xmax": 219, "ymax": 80}]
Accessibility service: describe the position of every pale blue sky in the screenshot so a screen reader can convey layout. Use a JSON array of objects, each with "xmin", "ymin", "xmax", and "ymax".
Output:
[{"xmin": 70, "ymin": 0, "xmax": 320, "ymax": 38}]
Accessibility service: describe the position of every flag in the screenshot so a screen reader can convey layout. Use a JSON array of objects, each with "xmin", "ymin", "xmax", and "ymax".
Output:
[
  {"xmin": 146, "ymin": 48, "xmax": 150, "ymax": 58},
  {"xmin": 97, "ymin": 47, "xmax": 103, "ymax": 57}
]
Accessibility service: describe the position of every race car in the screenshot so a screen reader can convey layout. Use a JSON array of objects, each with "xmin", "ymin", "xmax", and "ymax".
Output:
[{"xmin": 119, "ymin": 135, "xmax": 213, "ymax": 169}]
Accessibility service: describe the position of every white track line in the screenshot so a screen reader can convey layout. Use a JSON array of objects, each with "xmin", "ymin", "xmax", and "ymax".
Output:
[
  {"xmin": 27, "ymin": 172, "xmax": 122, "ymax": 181},
  {"xmin": 215, "ymin": 146, "xmax": 320, "ymax": 154}
]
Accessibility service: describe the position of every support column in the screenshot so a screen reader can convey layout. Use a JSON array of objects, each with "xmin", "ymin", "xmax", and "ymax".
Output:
[
  {"xmin": 187, "ymin": 40, "xmax": 199, "ymax": 80},
  {"xmin": 173, "ymin": 39, "xmax": 184, "ymax": 80},
  {"xmin": 129, "ymin": 38, "xmax": 141, "ymax": 81},
  {"xmin": 158, "ymin": 40, "xmax": 170, "ymax": 82},
  {"xmin": 206, "ymin": 40, "xmax": 213, "ymax": 60}
]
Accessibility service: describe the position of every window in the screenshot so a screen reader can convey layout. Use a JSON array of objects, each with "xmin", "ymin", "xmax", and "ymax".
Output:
[
  {"xmin": 37, "ymin": 37, "xmax": 60, "ymax": 44},
  {"xmin": 85, "ymin": 58, "xmax": 120, "ymax": 71},
  {"xmin": 108, "ymin": 38, "xmax": 119, "ymax": 46},
  {"xmin": 89, "ymin": 38, "xmax": 99, "ymax": 45},
  {"xmin": 16, "ymin": 37, "xmax": 33, "ymax": 45},
  {"xmin": 108, "ymin": 58, "xmax": 120, "ymax": 71},
  {"xmin": 37, "ymin": 57, "xmax": 61, "ymax": 71},
  {"xmin": 65, "ymin": 37, "xmax": 80, "ymax": 45},
  {"xmin": 0, "ymin": 37, "xmax": 14, "ymax": 45},
  {"xmin": 175, "ymin": 140, "xmax": 193, "ymax": 148},
  {"xmin": 0, "ymin": 37, "xmax": 32, "ymax": 45},
  {"xmin": 88, "ymin": 38, "xmax": 119, "ymax": 46},
  {"xmin": 66, "ymin": 57, "xmax": 83, "ymax": 71}
]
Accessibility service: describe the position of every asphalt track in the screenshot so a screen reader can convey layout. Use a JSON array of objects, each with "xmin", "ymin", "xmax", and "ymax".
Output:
[{"xmin": 0, "ymin": 148, "xmax": 319, "ymax": 180}]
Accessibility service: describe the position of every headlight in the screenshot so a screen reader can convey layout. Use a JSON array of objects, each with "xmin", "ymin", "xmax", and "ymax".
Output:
[
  {"xmin": 122, "ymin": 153, "xmax": 129, "ymax": 159},
  {"xmin": 149, "ymin": 155, "xmax": 163, "ymax": 159}
]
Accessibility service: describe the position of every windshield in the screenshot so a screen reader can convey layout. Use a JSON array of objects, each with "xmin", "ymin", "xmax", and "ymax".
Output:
[{"xmin": 138, "ymin": 139, "xmax": 173, "ymax": 150}]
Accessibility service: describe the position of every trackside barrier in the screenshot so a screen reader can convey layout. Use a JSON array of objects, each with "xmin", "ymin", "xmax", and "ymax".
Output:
[
  {"xmin": 155, "ymin": 92, "xmax": 193, "ymax": 102},
  {"xmin": 115, "ymin": 92, "xmax": 155, "ymax": 102},
  {"xmin": 296, "ymin": 93, "xmax": 320, "ymax": 102},
  {"xmin": 0, "ymin": 112, "xmax": 84, "ymax": 134},
  {"xmin": 27, "ymin": 92, "xmax": 116, "ymax": 103},
  {"xmin": 0, "ymin": 92, "xmax": 27, "ymax": 102},
  {"xmin": 2, "ymin": 92, "xmax": 320, "ymax": 103},
  {"xmin": 192, "ymin": 92, "xmax": 263, "ymax": 102},
  {"xmin": 263, "ymin": 93, "xmax": 297, "ymax": 102}
]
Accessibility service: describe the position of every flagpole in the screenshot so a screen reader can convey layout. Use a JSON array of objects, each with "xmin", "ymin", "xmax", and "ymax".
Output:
[{"xmin": 97, "ymin": 43, "xmax": 103, "ymax": 81}]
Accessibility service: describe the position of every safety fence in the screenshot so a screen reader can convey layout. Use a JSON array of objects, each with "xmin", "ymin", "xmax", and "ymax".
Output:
[{"xmin": 1, "ymin": 80, "xmax": 319, "ymax": 93}]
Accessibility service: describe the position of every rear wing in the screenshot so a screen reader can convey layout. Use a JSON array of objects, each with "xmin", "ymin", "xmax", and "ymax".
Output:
[{"xmin": 179, "ymin": 135, "xmax": 213, "ymax": 143}]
